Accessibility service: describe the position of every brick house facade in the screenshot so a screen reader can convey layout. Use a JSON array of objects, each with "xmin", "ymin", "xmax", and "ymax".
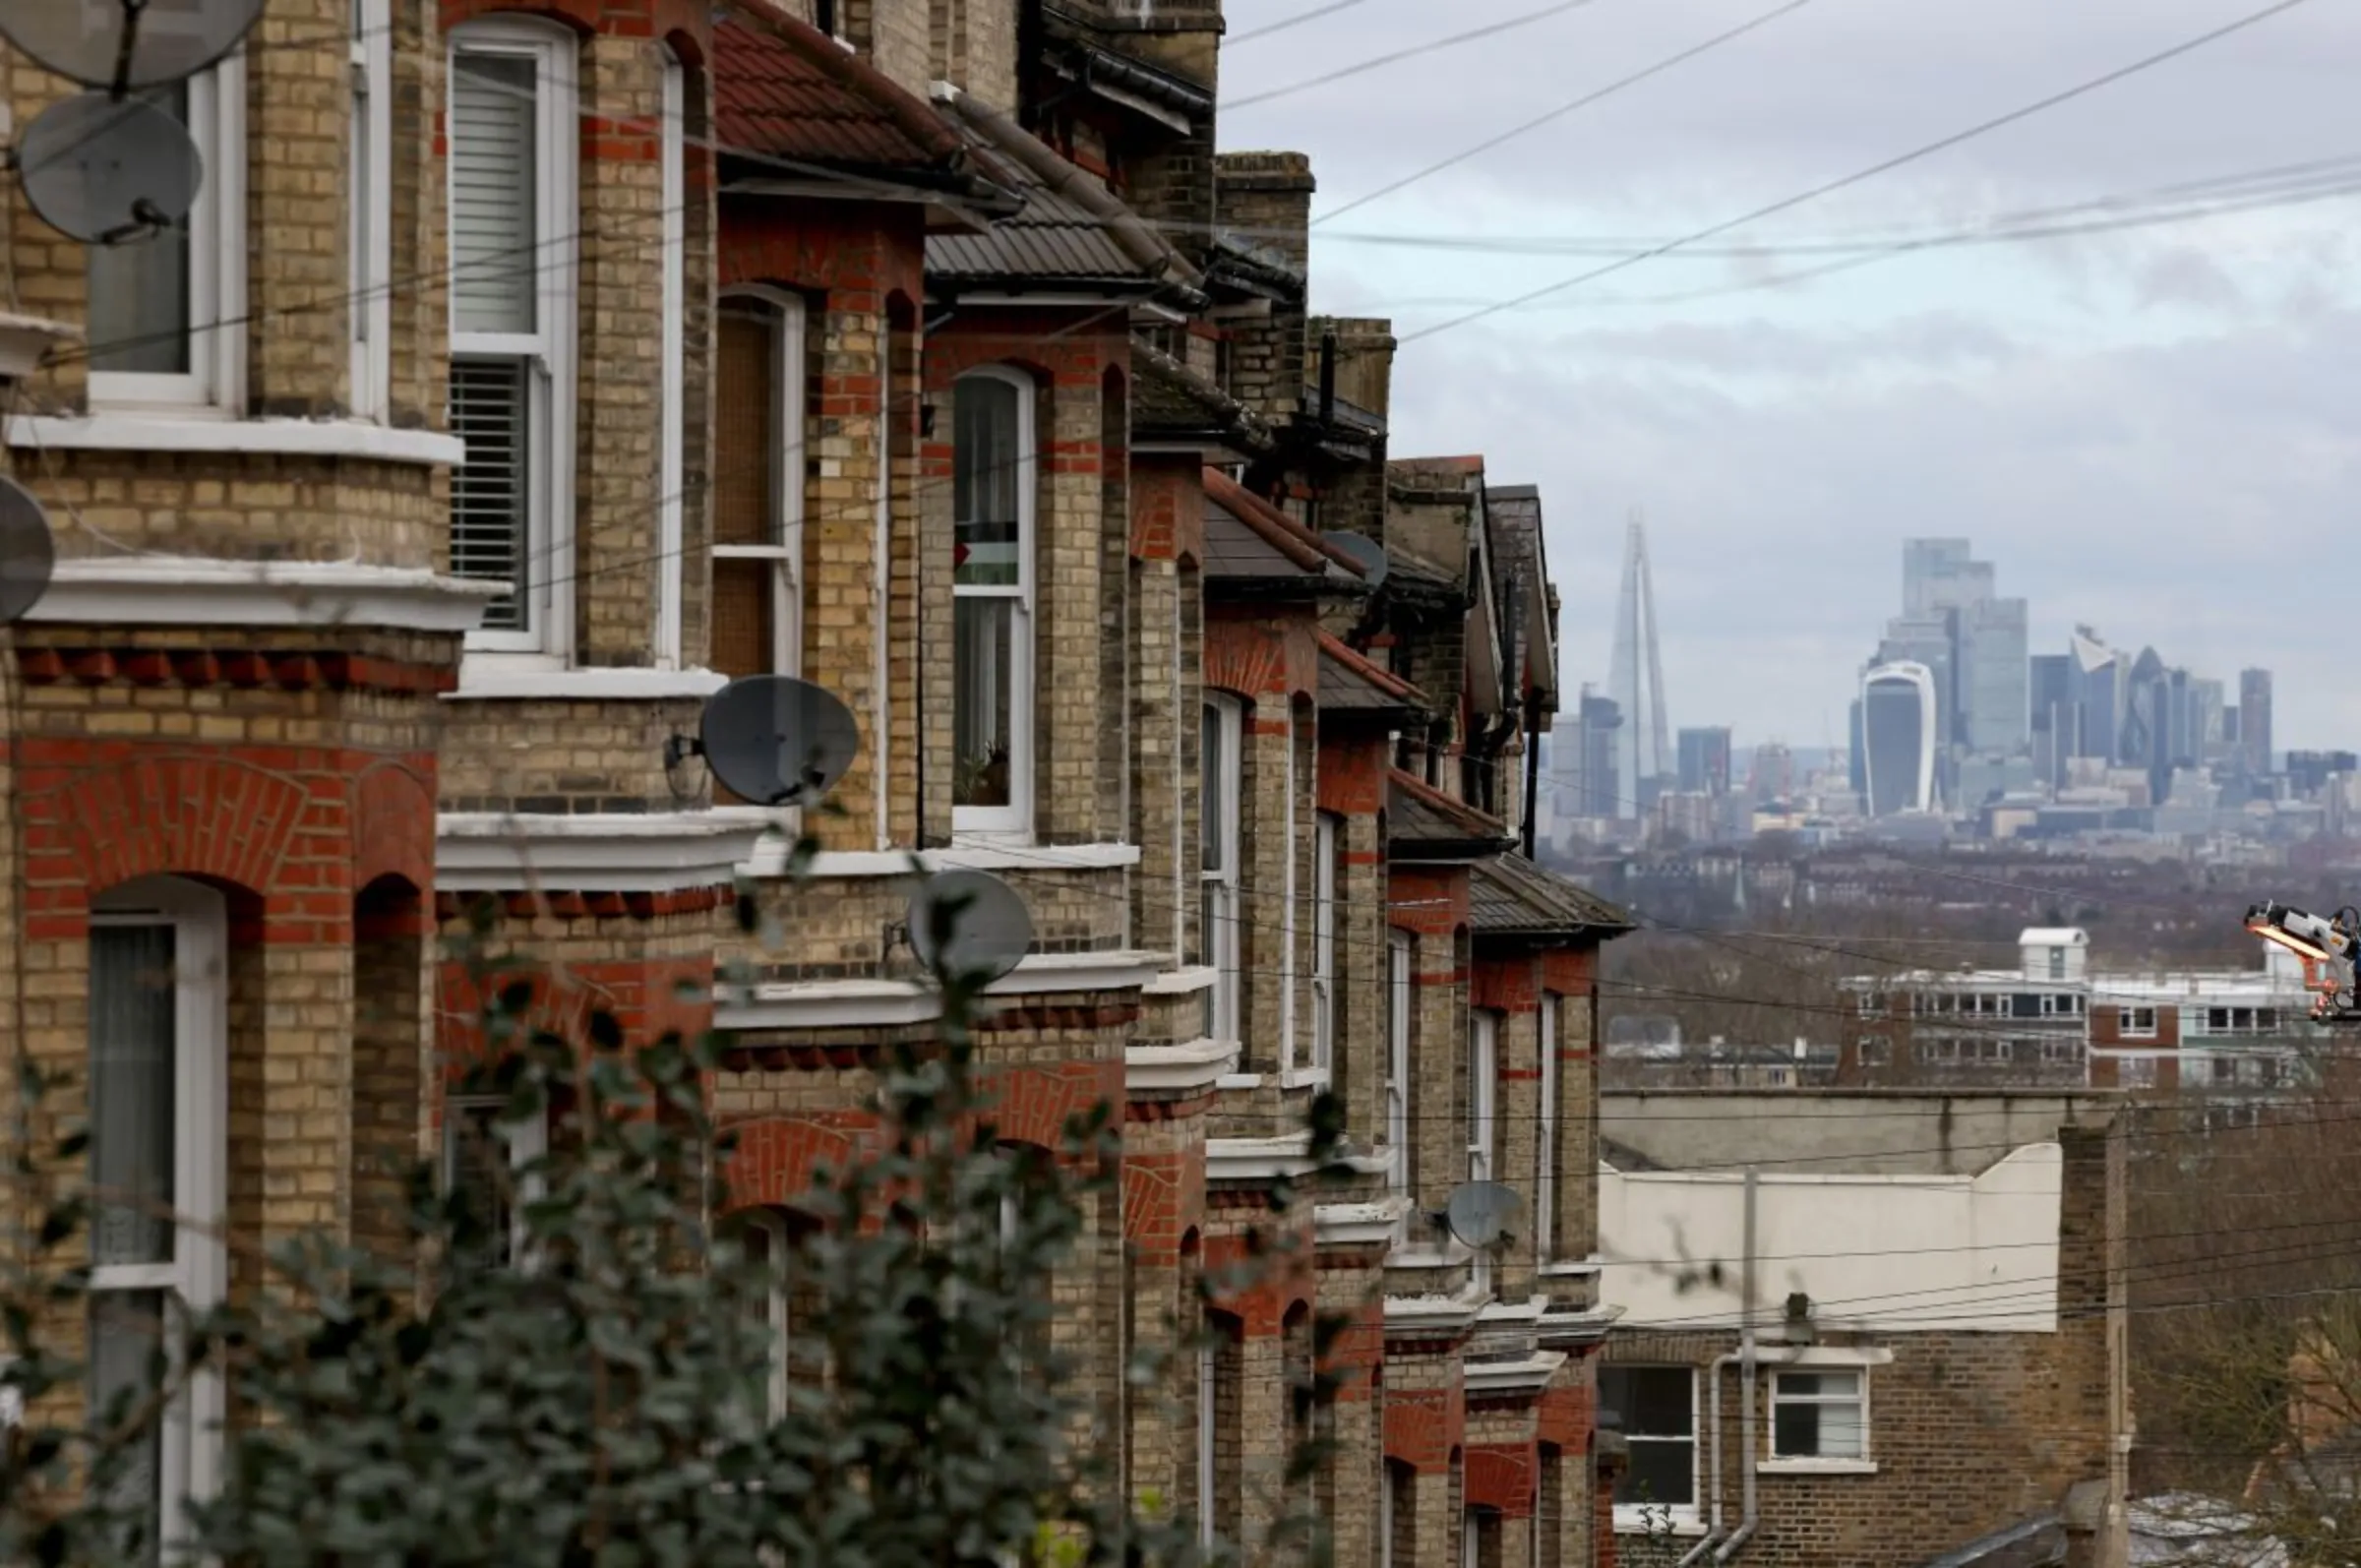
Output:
[{"xmin": 0, "ymin": 0, "xmax": 1634, "ymax": 1563}]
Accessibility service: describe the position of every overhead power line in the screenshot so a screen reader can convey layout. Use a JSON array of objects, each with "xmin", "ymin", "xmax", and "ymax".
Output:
[
  {"xmin": 1225, "ymin": 0, "xmax": 1606, "ymax": 109},
  {"xmin": 1396, "ymin": 0, "xmax": 2325, "ymax": 343},
  {"xmin": 1224, "ymin": 0, "xmax": 1372, "ymax": 46}
]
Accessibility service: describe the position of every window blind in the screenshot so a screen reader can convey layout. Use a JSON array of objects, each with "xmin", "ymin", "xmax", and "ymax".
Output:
[
  {"xmin": 449, "ymin": 52, "xmax": 538, "ymax": 335},
  {"xmin": 450, "ymin": 357, "xmax": 531, "ymax": 630}
]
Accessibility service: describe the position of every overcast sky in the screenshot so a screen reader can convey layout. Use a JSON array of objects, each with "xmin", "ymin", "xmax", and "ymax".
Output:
[{"xmin": 1216, "ymin": 0, "xmax": 2361, "ymax": 754}]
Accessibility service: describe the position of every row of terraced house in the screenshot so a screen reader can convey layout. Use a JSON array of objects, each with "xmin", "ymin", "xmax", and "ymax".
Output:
[{"xmin": 0, "ymin": 0, "xmax": 1634, "ymax": 1561}]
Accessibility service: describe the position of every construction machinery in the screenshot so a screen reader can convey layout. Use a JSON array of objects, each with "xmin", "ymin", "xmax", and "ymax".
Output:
[{"xmin": 2244, "ymin": 901, "xmax": 2361, "ymax": 1023}]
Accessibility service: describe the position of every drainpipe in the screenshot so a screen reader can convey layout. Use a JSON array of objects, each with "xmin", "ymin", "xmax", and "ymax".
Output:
[
  {"xmin": 1672, "ymin": 1354, "xmax": 1736, "ymax": 1567},
  {"xmin": 1715, "ymin": 1166, "xmax": 1761, "ymax": 1564}
]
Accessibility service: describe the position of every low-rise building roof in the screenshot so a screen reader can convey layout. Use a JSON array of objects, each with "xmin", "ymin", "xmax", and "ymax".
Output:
[{"xmin": 1471, "ymin": 852, "xmax": 1634, "ymax": 937}]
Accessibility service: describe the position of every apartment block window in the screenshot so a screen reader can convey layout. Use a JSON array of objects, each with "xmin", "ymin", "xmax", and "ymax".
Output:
[
  {"xmin": 1600, "ymin": 1366, "xmax": 1696, "ymax": 1517},
  {"xmin": 1856, "ymin": 991, "xmax": 1883, "ymax": 1018},
  {"xmin": 444, "ymin": 1094, "xmax": 548, "ymax": 1271},
  {"xmin": 711, "ymin": 289, "xmax": 807, "ymax": 684},
  {"xmin": 1537, "ymin": 995, "xmax": 1558, "ymax": 1259},
  {"xmin": 349, "ymin": 0, "xmax": 392, "ymax": 418},
  {"xmin": 1386, "ymin": 932, "xmax": 1412, "ymax": 1194},
  {"xmin": 2120, "ymin": 1006, "xmax": 2158, "ymax": 1039},
  {"xmin": 2048, "ymin": 945, "xmax": 2068, "ymax": 980},
  {"xmin": 952, "ymin": 367, "xmax": 1037, "ymax": 833},
  {"xmin": 1770, "ymin": 1369, "xmax": 1867, "ymax": 1461},
  {"xmin": 88, "ymin": 878, "xmax": 229, "ymax": 1562},
  {"xmin": 88, "ymin": 60, "xmax": 243, "ymax": 411},
  {"xmin": 448, "ymin": 20, "xmax": 577, "ymax": 650},
  {"xmin": 1201, "ymin": 695, "xmax": 1243, "ymax": 1044},
  {"xmin": 655, "ymin": 45, "xmax": 687, "ymax": 666},
  {"xmin": 1310, "ymin": 812, "xmax": 1340, "ymax": 1078}
]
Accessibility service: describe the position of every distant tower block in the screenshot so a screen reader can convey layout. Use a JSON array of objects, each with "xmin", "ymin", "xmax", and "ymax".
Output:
[{"xmin": 1607, "ymin": 511, "xmax": 1672, "ymax": 819}]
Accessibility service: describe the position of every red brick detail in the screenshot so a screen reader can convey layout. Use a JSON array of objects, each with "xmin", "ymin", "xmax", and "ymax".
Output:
[
  {"xmin": 1317, "ymin": 733, "xmax": 1389, "ymax": 814},
  {"xmin": 1468, "ymin": 1441, "xmax": 1538, "ymax": 1518},
  {"xmin": 442, "ymin": 0, "xmax": 597, "ymax": 33},
  {"xmin": 352, "ymin": 758, "xmax": 437, "ymax": 895},
  {"xmin": 1130, "ymin": 454, "xmax": 1204, "ymax": 566},
  {"xmin": 432, "ymin": 887, "xmax": 731, "ymax": 921},
  {"xmin": 980, "ymin": 1060, "xmax": 1122, "ymax": 1151},
  {"xmin": 721, "ymin": 1113, "xmax": 878, "ymax": 1209},
  {"xmin": 27, "ymin": 749, "xmax": 313, "ymax": 913},
  {"xmin": 1474, "ymin": 955, "xmax": 1540, "ymax": 1014},
  {"xmin": 435, "ymin": 961, "xmax": 612, "ymax": 1073},
  {"xmin": 1539, "ymin": 1378, "xmax": 1593, "ymax": 1451},
  {"xmin": 12, "ymin": 644, "xmax": 454, "ymax": 695},
  {"xmin": 1123, "ymin": 1146, "xmax": 1205, "ymax": 1262},
  {"xmin": 1204, "ymin": 612, "xmax": 1317, "ymax": 703},
  {"xmin": 1324, "ymin": 1298, "xmax": 1385, "ymax": 1404},
  {"xmin": 1542, "ymin": 948, "xmax": 1598, "ymax": 993},
  {"xmin": 1390, "ymin": 865, "xmax": 1470, "ymax": 938},
  {"xmin": 1204, "ymin": 1226, "xmax": 1313, "ymax": 1337},
  {"xmin": 1385, "ymin": 1382, "xmax": 1468, "ymax": 1474}
]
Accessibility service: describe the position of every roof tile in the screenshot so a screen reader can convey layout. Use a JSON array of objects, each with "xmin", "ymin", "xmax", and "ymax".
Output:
[{"xmin": 713, "ymin": 6, "xmax": 963, "ymax": 174}]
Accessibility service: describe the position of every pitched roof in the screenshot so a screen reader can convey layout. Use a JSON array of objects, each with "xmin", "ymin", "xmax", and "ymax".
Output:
[
  {"xmin": 1201, "ymin": 468, "xmax": 1371, "ymax": 584},
  {"xmin": 1470, "ymin": 853, "xmax": 1635, "ymax": 937},
  {"xmin": 1485, "ymin": 484, "xmax": 1550, "ymax": 696},
  {"xmin": 713, "ymin": 6, "xmax": 967, "ymax": 177},
  {"xmin": 1388, "ymin": 768, "xmax": 1513, "ymax": 851},
  {"xmin": 928, "ymin": 88, "xmax": 1199, "ymax": 294},
  {"xmin": 1318, "ymin": 632, "xmax": 1427, "ymax": 715},
  {"xmin": 1130, "ymin": 336, "xmax": 1274, "ymax": 455}
]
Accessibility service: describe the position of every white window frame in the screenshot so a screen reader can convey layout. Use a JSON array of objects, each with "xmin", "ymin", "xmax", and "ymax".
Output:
[
  {"xmin": 712, "ymin": 286, "xmax": 808, "ymax": 683},
  {"xmin": 1195, "ymin": 1338, "xmax": 1218, "ymax": 1547},
  {"xmin": 1309, "ymin": 812, "xmax": 1339, "ymax": 1082},
  {"xmin": 448, "ymin": 18, "xmax": 578, "ymax": 659},
  {"xmin": 88, "ymin": 876, "xmax": 229, "ymax": 1563},
  {"xmin": 1469, "ymin": 1008, "xmax": 1497, "ymax": 1293},
  {"xmin": 1603, "ymin": 1364, "xmax": 1699, "ymax": 1528},
  {"xmin": 87, "ymin": 58, "xmax": 247, "ymax": 415},
  {"xmin": 1386, "ymin": 931, "xmax": 1412, "ymax": 1196},
  {"xmin": 1462, "ymin": 1511, "xmax": 1481, "ymax": 1568},
  {"xmin": 950, "ymin": 365, "xmax": 1038, "ymax": 839},
  {"xmin": 1279, "ymin": 706, "xmax": 1299, "ymax": 1071},
  {"xmin": 349, "ymin": 0, "xmax": 394, "ymax": 420},
  {"xmin": 655, "ymin": 45, "xmax": 687, "ymax": 667},
  {"xmin": 1379, "ymin": 1465, "xmax": 1395, "ymax": 1568},
  {"xmin": 442, "ymin": 1091, "xmax": 550, "ymax": 1267},
  {"xmin": 2120, "ymin": 1005, "xmax": 2158, "ymax": 1040},
  {"xmin": 1537, "ymin": 994, "xmax": 1557, "ymax": 1262},
  {"xmin": 1201, "ymin": 694, "xmax": 1243, "ymax": 1046},
  {"xmin": 1767, "ymin": 1367, "xmax": 1870, "ymax": 1466}
]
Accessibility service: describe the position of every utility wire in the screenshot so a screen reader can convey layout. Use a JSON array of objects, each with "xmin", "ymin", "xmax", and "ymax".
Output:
[
  {"xmin": 1225, "ymin": 0, "xmax": 1372, "ymax": 46},
  {"xmin": 1225, "ymin": 0, "xmax": 1608, "ymax": 109}
]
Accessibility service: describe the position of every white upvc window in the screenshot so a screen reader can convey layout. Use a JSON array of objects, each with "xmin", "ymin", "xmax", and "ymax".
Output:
[
  {"xmin": 1386, "ymin": 931, "xmax": 1412, "ymax": 1195},
  {"xmin": 1200, "ymin": 694, "xmax": 1243, "ymax": 1045},
  {"xmin": 348, "ymin": 0, "xmax": 393, "ymax": 419},
  {"xmin": 1469, "ymin": 1009, "xmax": 1498, "ymax": 1293},
  {"xmin": 655, "ymin": 45, "xmax": 687, "ymax": 667},
  {"xmin": 448, "ymin": 19, "xmax": 578, "ymax": 655},
  {"xmin": 738, "ymin": 1212, "xmax": 791, "ymax": 1423},
  {"xmin": 951, "ymin": 366, "xmax": 1037, "ymax": 836},
  {"xmin": 443, "ymin": 1093, "xmax": 549, "ymax": 1270},
  {"xmin": 2119, "ymin": 1005, "xmax": 2158, "ymax": 1040},
  {"xmin": 1279, "ymin": 706, "xmax": 1299, "ymax": 1070},
  {"xmin": 87, "ymin": 59, "xmax": 246, "ymax": 414},
  {"xmin": 1195, "ymin": 1339, "xmax": 1217, "ymax": 1547},
  {"xmin": 1537, "ymin": 994, "xmax": 1558, "ymax": 1260},
  {"xmin": 711, "ymin": 287, "xmax": 807, "ymax": 685},
  {"xmin": 1310, "ymin": 812, "xmax": 1340, "ymax": 1080},
  {"xmin": 1769, "ymin": 1368, "xmax": 1868, "ymax": 1462},
  {"xmin": 88, "ymin": 877, "xmax": 229, "ymax": 1564}
]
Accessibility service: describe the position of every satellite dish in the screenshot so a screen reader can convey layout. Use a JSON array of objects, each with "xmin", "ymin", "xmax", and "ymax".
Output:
[
  {"xmin": 1441, "ymin": 1180, "xmax": 1525, "ymax": 1250},
  {"xmin": 0, "ymin": 0, "xmax": 267, "ymax": 93},
  {"xmin": 18, "ymin": 92, "xmax": 203, "ymax": 245},
  {"xmin": 0, "ymin": 477, "xmax": 53, "ymax": 625},
  {"xmin": 1322, "ymin": 529, "xmax": 1388, "ymax": 587},
  {"xmin": 696, "ymin": 675, "xmax": 860, "ymax": 808},
  {"xmin": 907, "ymin": 870, "xmax": 1035, "ymax": 986}
]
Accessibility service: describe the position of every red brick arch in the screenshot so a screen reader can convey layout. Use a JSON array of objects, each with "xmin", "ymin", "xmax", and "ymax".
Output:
[
  {"xmin": 722, "ymin": 1115, "xmax": 875, "ymax": 1210},
  {"xmin": 38, "ymin": 753, "xmax": 313, "ymax": 900},
  {"xmin": 352, "ymin": 759, "xmax": 436, "ymax": 894},
  {"xmin": 441, "ymin": 0, "xmax": 596, "ymax": 33}
]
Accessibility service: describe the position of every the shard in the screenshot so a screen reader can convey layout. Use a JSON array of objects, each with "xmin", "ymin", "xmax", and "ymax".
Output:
[{"xmin": 1606, "ymin": 512, "xmax": 1671, "ymax": 819}]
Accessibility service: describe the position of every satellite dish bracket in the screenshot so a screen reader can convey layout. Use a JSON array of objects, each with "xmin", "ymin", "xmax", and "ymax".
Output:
[
  {"xmin": 663, "ymin": 733, "xmax": 704, "ymax": 770},
  {"xmin": 108, "ymin": 0, "xmax": 146, "ymax": 102}
]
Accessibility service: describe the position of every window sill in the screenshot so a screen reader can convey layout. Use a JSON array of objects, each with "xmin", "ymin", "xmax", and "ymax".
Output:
[
  {"xmin": 444, "ymin": 662, "xmax": 730, "ymax": 702},
  {"xmin": 1278, "ymin": 1066, "xmax": 1332, "ymax": 1091},
  {"xmin": 1611, "ymin": 1513, "xmax": 1705, "ymax": 1538},
  {"xmin": 1213, "ymin": 1070, "xmax": 1261, "ymax": 1090},
  {"xmin": 757, "ymin": 840, "xmax": 1144, "ymax": 879},
  {"xmin": 1759, "ymin": 1458, "xmax": 1878, "ymax": 1477},
  {"xmin": 8, "ymin": 412, "xmax": 465, "ymax": 467}
]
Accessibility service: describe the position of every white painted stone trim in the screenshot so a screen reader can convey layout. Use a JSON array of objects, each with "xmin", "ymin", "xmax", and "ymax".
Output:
[
  {"xmin": 9, "ymin": 413, "xmax": 465, "ymax": 466},
  {"xmin": 1126, "ymin": 1036, "xmax": 1240, "ymax": 1094},
  {"xmin": 755, "ymin": 840, "xmax": 1144, "ymax": 878},
  {"xmin": 1315, "ymin": 1196, "xmax": 1414, "ymax": 1246},
  {"xmin": 1540, "ymin": 1257, "xmax": 1604, "ymax": 1279},
  {"xmin": 1206, "ymin": 1132, "xmax": 1392, "ymax": 1182},
  {"xmin": 717, "ymin": 948, "xmax": 1171, "ymax": 1031},
  {"xmin": 30, "ymin": 557, "xmax": 501, "ymax": 632},
  {"xmin": 1757, "ymin": 1458, "xmax": 1879, "ymax": 1477},
  {"xmin": 436, "ymin": 812, "xmax": 768, "ymax": 891},
  {"xmin": 445, "ymin": 663, "xmax": 731, "ymax": 701},
  {"xmin": 1463, "ymin": 1351, "xmax": 1567, "ymax": 1396},
  {"xmin": 1381, "ymin": 1284, "xmax": 1490, "ymax": 1336},
  {"xmin": 1749, "ymin": 1345, "xmax": 1896, "ymax": 1367},
  {"xmin": 1142, "ymin": 965, "xmax": 1219, "ymax": 997}
]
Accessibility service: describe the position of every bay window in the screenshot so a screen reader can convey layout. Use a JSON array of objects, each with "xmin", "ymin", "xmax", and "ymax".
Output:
[
  {"xmin": 951, "ymin": 367, "xmax": 1036, "ymax": 834},
  {"xmin": 1311, "ymin": 813, "xmax": 1340, "ymax": 1078},
  {"xmin": 87, "ymin": 58, "xmax": 244, "ymax": 412},
  {"xmin": 447, "ymin": 20, "xmax": 577, "ymax": 652},
  {"xmin": 88, "ymin": 877, "xmax": 228, "ymax": 1562},
  {"xmin": 349, "ymin": 0, "xmax": 393, "ymax": 419},
  {"xmin": 655, "ymin": 45, "xmax": 687, "ymax": 666},
  {"xmin": 1200, "ymin": 695, "xmax": 1242, "ymax": 1044},
  {"xmin": 710, "ymin": 289, "xmax": 807, "ymax": 685}
]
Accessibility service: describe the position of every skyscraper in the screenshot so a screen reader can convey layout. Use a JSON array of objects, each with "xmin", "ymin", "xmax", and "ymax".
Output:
[
  {"xmin": 1862, "ymin": 662, "xmax": 1938, "ymax": 816},
  {"xmin": 1574, "ymin": 687, "xmax": 1623, "ymax": 817},
  {"xmin": 1889, "ymin": 540, "xmax": 2027, "ymax": 768},
  {"xmin": 1958, "ymin": 595, "xmax": 2029, "ymax": 754},
  {"xmin": 2069, "ymin": 628, "xmax": 2122, "ymax": 761},
  {"xmin": 2240, "ymin": 668, "xmax": 2273, "ymax": 775},
  {"xmin": 2028, "ymin": 653, "xmax": 2075, "ymax": 787},
  {"xmin": 1606, "ymin": 513, "xmax": 1671, "ymax": 818},
  {"xmin": 1676, "ymin": 726, "xmax": 1732, "ymax": 797}
]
